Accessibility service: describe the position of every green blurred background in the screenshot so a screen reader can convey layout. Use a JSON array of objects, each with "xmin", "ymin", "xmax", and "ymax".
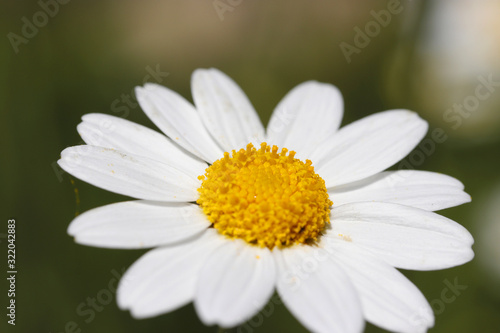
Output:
[{"xmin": 2, "ymin": 0, "xmax": 500, "ymax": 332}]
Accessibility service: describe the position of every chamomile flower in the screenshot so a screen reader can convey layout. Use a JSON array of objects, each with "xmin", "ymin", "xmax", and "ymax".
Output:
[{"xmin": 59, "ymin": 68, "xmax": 474, "ymax": 333}]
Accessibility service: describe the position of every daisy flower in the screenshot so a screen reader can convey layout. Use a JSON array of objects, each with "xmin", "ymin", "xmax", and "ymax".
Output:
[{"xmin": 59, "ymin": 68, "xmax": 474, "ymax": 333}]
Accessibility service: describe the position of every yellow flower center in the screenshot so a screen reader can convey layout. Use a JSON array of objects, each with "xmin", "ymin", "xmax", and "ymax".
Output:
[{"xmin": 197, "ymin": 143, "xmax": 332, "ymax": 249}]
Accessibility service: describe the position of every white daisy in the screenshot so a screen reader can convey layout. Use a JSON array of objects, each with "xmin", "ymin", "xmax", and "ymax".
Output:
[{"xmin": 59, "ymin": 68, "xmax": 474, "ymax": 333}]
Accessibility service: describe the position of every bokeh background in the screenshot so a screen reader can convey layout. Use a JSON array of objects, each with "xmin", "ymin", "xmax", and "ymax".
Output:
[{"xmin": 2, "ymin": 0, "xmax": 500, "ymax": 332}]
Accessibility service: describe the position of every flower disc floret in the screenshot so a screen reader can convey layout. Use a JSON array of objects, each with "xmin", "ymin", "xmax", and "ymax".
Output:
[{"xmin": 197, "ymin": 143, "xmax": 332, "ymax": 249}]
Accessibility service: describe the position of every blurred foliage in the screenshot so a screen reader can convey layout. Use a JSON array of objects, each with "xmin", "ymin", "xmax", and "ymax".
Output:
[{"xmin": 2, "ymin": 1, "xmax": 500, "ymax": 332}]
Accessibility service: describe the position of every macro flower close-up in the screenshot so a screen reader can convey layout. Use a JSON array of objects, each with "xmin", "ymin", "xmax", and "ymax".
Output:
[{"xmin": 57, "ymin": 68, "xmax": 474, "ymax": 333}]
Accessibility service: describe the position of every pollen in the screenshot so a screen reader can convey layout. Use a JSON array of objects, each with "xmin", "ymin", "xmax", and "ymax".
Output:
[{"xmin": 197, "ymin": 143, "xmax": 332, "ymax": 249}]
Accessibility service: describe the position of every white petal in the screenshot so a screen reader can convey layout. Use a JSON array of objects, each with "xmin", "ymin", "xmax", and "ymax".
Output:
[
  {"xmin": 266, "ymin": 81, "xmax": 343, "ymax": 160},
  {"xmin": 312, "ymin": 110, "xmax": 428, "ymax": 187},
  {"xmin": 327, "ymin": 202, "xmax": 474, "ymax": 270},
  {"xmin": 321, "ymin": 239, "xmax": 434, "ymax": 333},
  {"xmin": 117, "ymin": 229, "xmax": 225, "ymax": 318},
  {"xmin": 67, "ymin": 200, "xmax": 210, "ymax": 249},
  {"xmin": 274, "ymin": 245, "xmax": 364, "ymax": 333},
  {"xmin": 194, "ymin": 239, "xmax": 276, "ymax": 328},
  {"xmin": 136, "ymin": 84, "xmax": 224, "ymax": 163},
  {"xmin": 77, "ymin": 113, "xmax": 207, "ymax": 179},
  {"xmin": 329, "ymin": 170, "xmax": 471, "ymax": 211},
  {"xmin": 58, "ymin": 146, "xmax": 199, "ymax": 201},
  {"xmin": 191, "ymin": 68, "xmax": 265, "ymax": 151}
]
